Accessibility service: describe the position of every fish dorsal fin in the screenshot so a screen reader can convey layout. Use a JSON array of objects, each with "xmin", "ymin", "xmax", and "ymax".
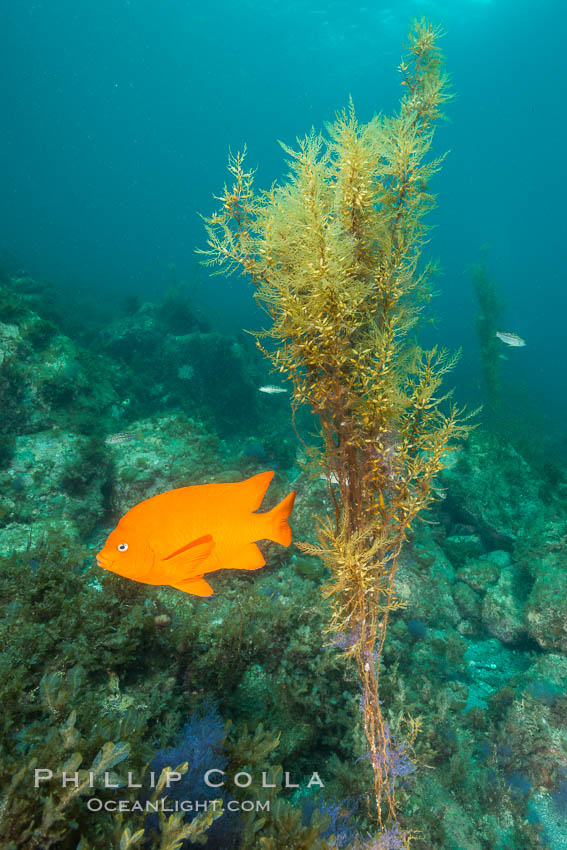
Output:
[
  {"xmin": 171, "ymin": 576, "xmax": 214, "ymax": 596},
  {"xmin": 236, "ymin": 471, "xmax": 275, "ymax": 512},
  {"xmin": 162, "ymin": 534, "xmax": 214, "ymax": 562}
]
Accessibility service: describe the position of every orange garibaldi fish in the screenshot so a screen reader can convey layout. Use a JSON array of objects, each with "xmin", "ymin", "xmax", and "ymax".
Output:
[{"xmin": 96, "ymin": 471, "xmax": 296, "ymax": 597}]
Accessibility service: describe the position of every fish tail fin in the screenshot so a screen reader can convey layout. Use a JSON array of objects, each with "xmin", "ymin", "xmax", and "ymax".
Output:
[{"xmin": 263, "ymin": 490, "xmax": 296, "ymax": 546}]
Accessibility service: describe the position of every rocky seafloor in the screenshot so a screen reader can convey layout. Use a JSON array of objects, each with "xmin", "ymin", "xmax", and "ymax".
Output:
[{"xmin": 1, "ymin": 272, "xmax": 566, "ymax": 849}]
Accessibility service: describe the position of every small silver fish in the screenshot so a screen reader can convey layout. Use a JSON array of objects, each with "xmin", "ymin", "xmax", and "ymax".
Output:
[
  {"xmin": 104, "ymin": 430, "xmax": 141, "ymax": 446},
  {"xmin": 259, "ymin": 385, "xmax": 288, "ymax": 394},
  {"xmin": 495, "ymin": 331, "xmax": 526, "ymax": 347}
]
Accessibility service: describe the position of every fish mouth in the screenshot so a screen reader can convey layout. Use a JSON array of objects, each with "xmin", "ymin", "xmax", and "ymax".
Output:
[{"xmin": 96, "ymin": 555, "xmax": 109, "ymax": 569}]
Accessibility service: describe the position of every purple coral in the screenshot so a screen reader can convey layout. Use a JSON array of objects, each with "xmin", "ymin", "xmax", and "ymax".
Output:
[
  {"xmin": 366, "ymin": 823, "xmax": 409, "ymax": 849},
  {"xmin": 357, "ymin": 723, "xmax": 416, "ymax": 793},
  {"xmin": 329, "ymin": 625, "xmax": 361, "ymax": 651}
]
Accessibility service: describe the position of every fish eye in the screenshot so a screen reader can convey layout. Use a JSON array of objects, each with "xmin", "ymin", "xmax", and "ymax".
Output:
[{"xmin": 117, "ymin": 543, "xmax": 128, "ymax": 552}]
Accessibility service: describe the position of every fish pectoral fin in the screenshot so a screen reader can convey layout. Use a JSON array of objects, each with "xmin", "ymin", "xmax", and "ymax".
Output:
[
  {"xmin": 161, "ymin": 535, "xmax": 215, "ymax": 585},
  {"xmin": 171, "ymin": 576, "xmax": 214, "ymax": 597},
  {"xmin": 162, "ymin": 534, "xmax": 215, "ymax": 565}
]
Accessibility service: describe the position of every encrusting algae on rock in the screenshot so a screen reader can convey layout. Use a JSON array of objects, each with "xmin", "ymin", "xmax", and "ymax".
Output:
[{"xmin": 202, "ymin": 17, "xmax": 474, "ymax": 838}]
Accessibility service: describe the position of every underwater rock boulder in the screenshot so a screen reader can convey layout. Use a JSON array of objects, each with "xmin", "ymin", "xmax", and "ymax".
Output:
[
  {"xmin": 524, "ymin": 552, "xmax": 567, "ymax": 652},
  {"xmin": 455, "ymin": 551, "xmax": 513, "ymax": 636},
  {"xmin": 443, "ymin": 532, "xmax": 485, "ymax": 565},
  {"xmin": 162, "ymin": 332, "xmax": 259, "ymax": 435},
  {"xmin": 453, "ymin": 580, "xmax": 482, "ymax": 625},
  {"xmin": 481, "ymin": 564, "xmax": 527, "ymax": 645},
  {"xmin": 2, "ymin": 272, "xmax": 57, "ymax": 319},
  {"xmin": 0, "ymin": 518, "xmax": 80, "ymax": 558},
  {"xmin": 0, "ymin": 430, "xmax": 108, "ymax": 553},
  {"xmin": 1, "ymin": 290, "xmax": 120, "ymax": 436},
  {"xmin": 0, "ymin": 321, "xmax": 43, "ymax": 434},
  {"xmin": 105, "ymin": 413, "xmax": 221, "ymax": 515},
  {"xmin": 441, "ymin": 431, "xmax": 541, "ymax": 546},
  {"xmin": 464, "ymin": 637, "xmax": 530, "ymax": 709},
  {"xmin": 27, "ymin": 331, "xmax": 120, "ymax": 434},
  {"xmin": 0, "ymin": 321, "xmax": 22, "ymax": 366},
  {"xmin": 396, "ymin": 539, "xmax": 461, "ymax": 628},
  {"xmin": 456, "ymin": 551, "xmax": 506, "ymax": 594},
  {"xmin": 36, "ymin": 335, "xmax": 88, "ymax": 406},
  {"xmin": 102, "ymin": 303, "xmax": 163, "ymax": 367},
  {"xmin": 523, "ymin": 652, "xmax": 567, "ymax": 702},
  {"xmin": 496, "ymin": 659, "xmax": 567, "ymax": 834}
]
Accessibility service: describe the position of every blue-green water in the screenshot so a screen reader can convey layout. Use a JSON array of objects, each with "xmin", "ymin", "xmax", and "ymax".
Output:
[
  {"xmin": 0, "ymin": 2, "xmax": 566, "ymax": 848},
  {"xmin": 1, "ymin": 0, "xmax": 565, "ymax": 437}
]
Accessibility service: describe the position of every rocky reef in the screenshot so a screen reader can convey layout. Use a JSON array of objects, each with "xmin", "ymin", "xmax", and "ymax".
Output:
[{"xmin": 1, "ymin": 269, "xmax": 567, "ymax": 848}]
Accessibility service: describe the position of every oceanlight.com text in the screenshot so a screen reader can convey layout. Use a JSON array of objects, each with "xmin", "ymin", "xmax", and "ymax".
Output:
[{"xmin": 86, "ymin": 798, "xmax": 270, "ymax": 813}]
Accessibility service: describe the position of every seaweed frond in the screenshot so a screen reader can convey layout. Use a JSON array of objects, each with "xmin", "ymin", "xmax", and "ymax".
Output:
[{"xmin": 202, "ymin": 18, "xmax": 472, "ymax": 834}]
